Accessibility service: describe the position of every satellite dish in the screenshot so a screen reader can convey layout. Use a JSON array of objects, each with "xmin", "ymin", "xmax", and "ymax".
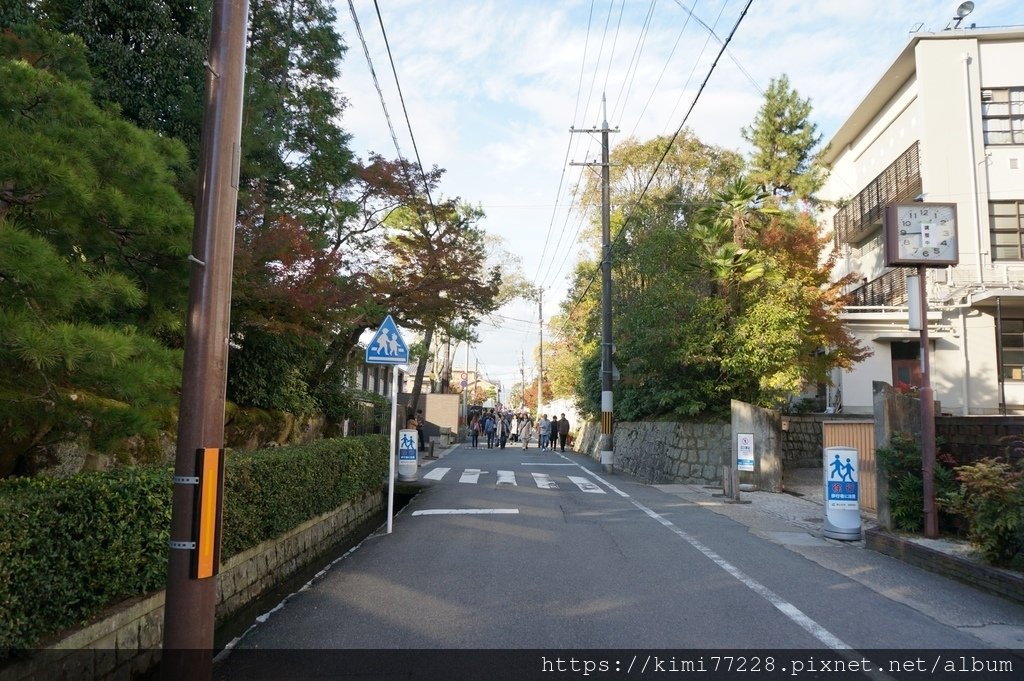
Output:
[{"xmin": 956, "ymin": 1, "xmax": 975, "ymax": 18}]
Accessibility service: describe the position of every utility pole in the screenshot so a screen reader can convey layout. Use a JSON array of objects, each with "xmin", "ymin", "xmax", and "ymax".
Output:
[
  {"xmin": 536, "ymin": 289, "xmax": 543, "ymax": 417},
  {"xmin": 162, "ymin": 2, "xmax": 249, "ymax": 679},
  {"xmin": 463, "ymin": 340, "xmax": 470, "ymax": 423},
  {"xmin": 571, "ymin": 95, "xmax": 617, "ymax": 472}
]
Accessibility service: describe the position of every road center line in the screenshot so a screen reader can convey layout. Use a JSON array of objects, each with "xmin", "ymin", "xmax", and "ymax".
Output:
[{"xmin": 563, "ymin": 455, "xmax": 851, "ymax": 651}]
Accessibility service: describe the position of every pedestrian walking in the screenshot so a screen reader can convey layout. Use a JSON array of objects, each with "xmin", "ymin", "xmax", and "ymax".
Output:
[
  {"xmin": 498, "ymin": 411, "xmax": 510, "ymax": 449},
  {"xmin": 415, "ymin": 409, "xmax": 425, "ymax": 451},
  {"xmin": 556, "ymin": 413, "xmax": 570, "ymax": 452},
  {"xmin": 484, "ymin": 411, "xmax": 496, "ymax": 448},
  {"xmin": 469, "ymin": 413, "xmax": 481, "ymax": 448},
  {"xmin": 538, "ymin": 414, "xmax": 550, "ymax": 451},
  {"xmin": 518, "ymin": 414, "xmax": 533, "ymax": 450}
]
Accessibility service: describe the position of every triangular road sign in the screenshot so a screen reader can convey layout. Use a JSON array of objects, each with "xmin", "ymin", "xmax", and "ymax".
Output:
[{"xmin": 365, "ymin": 315, "xmax": 409, "ymax": 365}]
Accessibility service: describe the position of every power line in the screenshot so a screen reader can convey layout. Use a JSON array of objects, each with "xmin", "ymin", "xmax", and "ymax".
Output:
[
  {"xmin": 372, "ymin": 0, "xmax": 441, "ymax": 231},
  {"xmin": 533, "ymin": 0, "xmax": 597, "ymax": 285},
  {"xmin": 557, "ymin": 0, "xmax": 755, "ymax": 336}
]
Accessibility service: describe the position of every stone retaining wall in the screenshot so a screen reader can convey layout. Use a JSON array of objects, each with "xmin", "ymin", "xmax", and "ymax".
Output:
[
  {"xmin": 578, "ymin": 420, "xmax": 731, "ymax": 485},
  {"xmin": 1, "ymin": 489, "xmax": 385, "ymax": 681}
]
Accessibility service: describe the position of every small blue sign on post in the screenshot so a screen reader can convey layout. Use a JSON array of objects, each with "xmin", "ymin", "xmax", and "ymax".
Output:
[{"xmin": 365, "ymin": 315, "xmax": 409, "ymax": 365}]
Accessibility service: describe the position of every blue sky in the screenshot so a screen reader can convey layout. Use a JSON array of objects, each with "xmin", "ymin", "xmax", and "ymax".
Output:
[{"xmin": 335, "ymin": 0, "xmax": 1024, "ymax": 394}]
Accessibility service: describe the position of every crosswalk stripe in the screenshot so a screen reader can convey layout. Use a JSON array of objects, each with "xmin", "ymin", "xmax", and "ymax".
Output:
[
  {"xmin": 496, "ymin": 470, "xmax": 517, "ymax": 486},
  {"xmin": 460, "ymin": 469, "xmax": 485, "ymax": 484},
  {"xmin": 423, "ymin": 467, "xmax": 449, "ymax": 481},
  {"xmin": 531, "ymin": 472, "xmax": 558, "ymax": 489},
  {"xmin": 568, "ymin": 475, "xmax": 606, "ymax": 494}
]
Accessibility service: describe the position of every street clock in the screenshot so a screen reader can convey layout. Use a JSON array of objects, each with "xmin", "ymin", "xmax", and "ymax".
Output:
[{"xmin": 883, "ymin": 202, "xmax": 959, "ymax": 267}]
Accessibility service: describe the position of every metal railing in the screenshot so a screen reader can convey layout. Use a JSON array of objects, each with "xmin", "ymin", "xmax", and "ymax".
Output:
[{"xmin": 833, "ymin": 143, "xmax": 921, "ymax": 246}]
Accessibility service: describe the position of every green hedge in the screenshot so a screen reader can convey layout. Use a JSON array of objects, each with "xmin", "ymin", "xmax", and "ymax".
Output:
[{"xmin": 0, "ymin": 435, "xmax": 388, "ymax": 652}]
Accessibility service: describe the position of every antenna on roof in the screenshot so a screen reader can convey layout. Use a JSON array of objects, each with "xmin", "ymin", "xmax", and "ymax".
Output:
[{"xmin": 946, "ymin": 1, "xmax": 975, "ymax": 29}]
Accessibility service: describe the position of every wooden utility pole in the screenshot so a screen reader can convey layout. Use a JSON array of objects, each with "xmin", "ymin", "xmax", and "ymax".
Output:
[{"xmin": 161, "ymin": 2, "xmax": 249, "ymax": 679}]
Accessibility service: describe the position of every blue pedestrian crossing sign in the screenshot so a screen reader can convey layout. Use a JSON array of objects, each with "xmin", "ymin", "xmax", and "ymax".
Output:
[{"xmin": 365, "ymin": 315, "xmax": 409, "ymax": 365}]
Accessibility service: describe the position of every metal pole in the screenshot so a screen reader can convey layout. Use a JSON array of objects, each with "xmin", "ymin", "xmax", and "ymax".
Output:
[
  {"xmin": 463, "ymin": 341, "xmax": 469, "ymax": 424},
  {"xmin": 537, "ymin": 289, "xmax": 544, "ymax": 417},
  {"xmin": 599, "ymin": 95, "xmax": 614, "ymax": 473},
  {"xmin": 161, "ymin": 1, "xmax": 249, "ymax": 678},
  {"xmin": 997, "ymin": 296, "xmax": 1006, "ymax": 415},
  {"xmin": 387, "ymin": 364, "xmax": 398, "ymax": 534},
  {"xmin": 918, "ymin": 265, "xmax": 938, "ymax": 539}
]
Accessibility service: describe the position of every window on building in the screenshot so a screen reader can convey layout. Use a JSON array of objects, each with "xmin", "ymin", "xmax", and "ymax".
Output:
[
  {"xmin": 991, "ymin": 200, "xmax": 1024, "ymax": 261},
  {"xmin": 1001, "ymin": 319, "xmax": 1024, "ymax": 381},
  {"xmin": 982, "ymin": 87, "xmax": 1024, "ymax": 145}
]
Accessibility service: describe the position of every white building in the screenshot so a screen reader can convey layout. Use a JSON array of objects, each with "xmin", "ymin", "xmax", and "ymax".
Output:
[{"xmin": 820, "ymin": 26, "xmax": 1024, "ymax": 415}]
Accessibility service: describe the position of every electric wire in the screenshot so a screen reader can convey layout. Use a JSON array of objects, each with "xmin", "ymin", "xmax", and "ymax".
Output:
[
  {"xmin": 670, "ymin": 0, "xmax": 763, "ymax": 95},
  {"xmin": 372, "ymin": 0, "xmax": 441, "ymax": 231},
  {"xmin": 557, "ymin": 0, "xmax": 756, "ymax": 336},
  {"xmin": 624, "ymin": 0, "xmax": 696, "ymax": 140},
  {"xmin": 532, "ymin": 0, "xmax": 597, "ymax": 285},
  {"xmin": 609, "ymin": 0, "xmax": 658, "ymax": 125},
  {"xmin": 346, "ymin": 0, "xmax": 423, "ymax": 227}
]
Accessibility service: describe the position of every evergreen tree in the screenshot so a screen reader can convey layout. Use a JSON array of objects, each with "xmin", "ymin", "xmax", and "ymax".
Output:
[
  {"xmin": 0, "ymin": 28, "xmax": 193, "ymax": 475},
  {"xmin": 741, "ymin": 75, "xmax": 824, "ymax": 202}
]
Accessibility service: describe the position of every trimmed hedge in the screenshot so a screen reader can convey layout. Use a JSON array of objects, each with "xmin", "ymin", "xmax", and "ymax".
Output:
[{"xmin": 0, "ymin": 435, "xmax": 387, "ymax": 652}]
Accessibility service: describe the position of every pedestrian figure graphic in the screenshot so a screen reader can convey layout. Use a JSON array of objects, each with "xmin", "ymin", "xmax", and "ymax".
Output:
[
  {"xmin": 387, "ymin": 332, "xmax": 400, "ymax": 357},
  {"xmin": 375, "ymin": 330, "xmax": 390, "ymax": 356},
  {"xmin": 401, "ymin": 434, "xmax": 415, "ymax": 450},
  {"xmin": 830, "ymin": 454, "xmax": 844, "ymax": 480},
  {"xmin": 842, "ymin": 458, "xmax": 855, "ymax": 482}
]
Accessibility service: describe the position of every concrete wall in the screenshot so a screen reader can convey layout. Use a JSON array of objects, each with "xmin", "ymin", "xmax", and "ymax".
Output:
[
  {"xmin": 1, "ymin": 489, "xmax": 385, "ymax": 681},
  {"xmin": 731, "ymin": 400, "xmax": 782, "ymax": 493}
]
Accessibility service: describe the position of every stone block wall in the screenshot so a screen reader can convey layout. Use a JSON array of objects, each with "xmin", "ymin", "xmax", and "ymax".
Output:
[
  {"xmin": 1, "ymin": 489, "xmax": 385, "ymax": 681},
  {"xmin": 780, "ymin": 415, "xmax": 823, "ymax": 468},
  {"xmin": 578, "ymin": 420, "xmax": 731, "ymax": 485},
  {"xmin": 935, "ymin": 416, "xmax": 1024, "ymax": 465}
]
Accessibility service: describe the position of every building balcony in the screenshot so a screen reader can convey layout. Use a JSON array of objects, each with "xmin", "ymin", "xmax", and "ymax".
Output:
[
  {"xmin": 833, "ymin": 142, "xmax": 921, "ymax": 246},
  {"xmin": 846, "ymin": 268, "xmax": 909, "ymax": 307}
]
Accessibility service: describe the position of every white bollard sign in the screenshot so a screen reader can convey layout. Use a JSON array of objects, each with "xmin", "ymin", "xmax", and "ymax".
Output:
[
  {"xmin": 398, "ymin": 429, "xmax": 419, "ymax": 482},
  {"xmin": 823, "ymin": 446, "xmax": 862, "ymax": 540}
]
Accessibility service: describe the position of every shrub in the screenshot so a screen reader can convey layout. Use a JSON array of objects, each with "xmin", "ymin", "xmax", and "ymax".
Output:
[
  {"xmin": 941, "ymin": 458, "xmax": 1024, "ymax": 566},
  {"xmin": 0, "ymin": 467, "xmax": 172, "ymax": 653},
  {"xmin": 876, "ymin": 432, "xmax": 956, "ymax": 532},
  {"xmin": 0, "ymin": 435, "xmax": 388, "ymax": 651}
]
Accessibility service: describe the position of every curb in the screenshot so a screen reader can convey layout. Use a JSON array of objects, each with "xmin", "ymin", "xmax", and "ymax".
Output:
[{"xmin": 865, "ymin": 527, "xmax": 1024, "ymax": 606}]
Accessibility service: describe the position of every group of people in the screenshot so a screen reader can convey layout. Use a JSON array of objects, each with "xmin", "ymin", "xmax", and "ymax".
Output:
[{"xmin": 468, "ymin": 409, "xmax": 571, "ymax": 452}]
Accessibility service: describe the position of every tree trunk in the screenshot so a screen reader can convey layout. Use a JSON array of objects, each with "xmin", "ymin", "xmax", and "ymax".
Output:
[{"xmin": 409, "ymin": 325, "xmax": 434, "ymax": 419}]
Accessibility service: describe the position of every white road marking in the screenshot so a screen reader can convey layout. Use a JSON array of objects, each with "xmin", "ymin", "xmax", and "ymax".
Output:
[
  {"xmin": 496, "ymin": 470, "xmax": 517, "ymax": 486},
  {"xmin": 521, "ymin": 462, "xmax": 575, "ymax": 466},
  {"xmin": 568, "ymin": 475, "xmax": 606, "ymax": 494},
  {"xmin": 423, "ymin": 467, "xmax": 450, "ymax": 481},
  {"xmin": 459, "ymin": 469, "xmax": 485, "ymax": 484},
  {"xmin": 411, "ymin": 509, "xmax": 519, "ymax": 516},
  {"xmin": 577, "ymin": 466, "xmax": 629, "ymax": 497},
  {"xmin": 556, "ymin": 453, "xmax": 851, "ymax": 651},
  {"xmin": 531, "ymin": 472, "xmax": 558, "ymax": 489}
]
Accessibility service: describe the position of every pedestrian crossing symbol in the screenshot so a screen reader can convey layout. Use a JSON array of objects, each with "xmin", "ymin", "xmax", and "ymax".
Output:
[{"xmin": 365, "ymin": 315, "xmax": 409, "ymax": 365}]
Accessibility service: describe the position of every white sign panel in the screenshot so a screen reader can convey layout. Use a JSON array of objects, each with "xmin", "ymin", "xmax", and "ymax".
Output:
[
  {"xmin": 737, "ymin": 433, "xmax": 754, "ymax": 472},
  {"xmin": 826, "ymin": 448, "xmax": 859, "ymax": 510}
]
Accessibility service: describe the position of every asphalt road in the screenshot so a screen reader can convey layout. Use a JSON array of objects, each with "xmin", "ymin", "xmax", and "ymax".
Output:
[{"xmin": 213, "ymin": 443, "xmax": 1024, "ymax": 679}]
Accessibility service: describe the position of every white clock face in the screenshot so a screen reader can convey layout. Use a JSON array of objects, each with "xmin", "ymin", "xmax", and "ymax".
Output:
[{"xmin": 891, "ymin": 204, "xmax": 958, "ymax": 264}]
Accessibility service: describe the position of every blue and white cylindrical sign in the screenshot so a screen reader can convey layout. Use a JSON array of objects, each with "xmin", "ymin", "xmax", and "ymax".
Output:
[
  {"xmin": 823, "ymin": 446, "xmax": 861, "ymax": 540},
  {"xmin": 398, "ymin": 429, "xmax": 418, "ymax": 482}
]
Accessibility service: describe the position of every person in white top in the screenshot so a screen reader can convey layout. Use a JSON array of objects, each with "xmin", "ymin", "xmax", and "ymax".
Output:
[{"xmin": 518, "ymin": 414, "xmax": 533, "ymax": 450}]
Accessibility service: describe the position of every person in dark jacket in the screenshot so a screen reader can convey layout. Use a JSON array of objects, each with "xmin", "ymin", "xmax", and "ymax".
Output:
[{"xmin": 556, "ymin": 414, "xmax": 570, "ymax": 452}]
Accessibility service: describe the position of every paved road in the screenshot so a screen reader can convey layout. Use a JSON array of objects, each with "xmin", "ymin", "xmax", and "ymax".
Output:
[{"xmin": 214, "ymin": 444, "xmax": 1024, "ymax": 678}]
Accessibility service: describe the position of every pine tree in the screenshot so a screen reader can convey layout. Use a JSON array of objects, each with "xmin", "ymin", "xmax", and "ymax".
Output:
[
  {"xmin": 0, "ymin": 29, "xmax": 192, "ymax": 475},
  {"xmin": 741, "ymin": 75, "xmax": 824, "ymax": 202}
]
